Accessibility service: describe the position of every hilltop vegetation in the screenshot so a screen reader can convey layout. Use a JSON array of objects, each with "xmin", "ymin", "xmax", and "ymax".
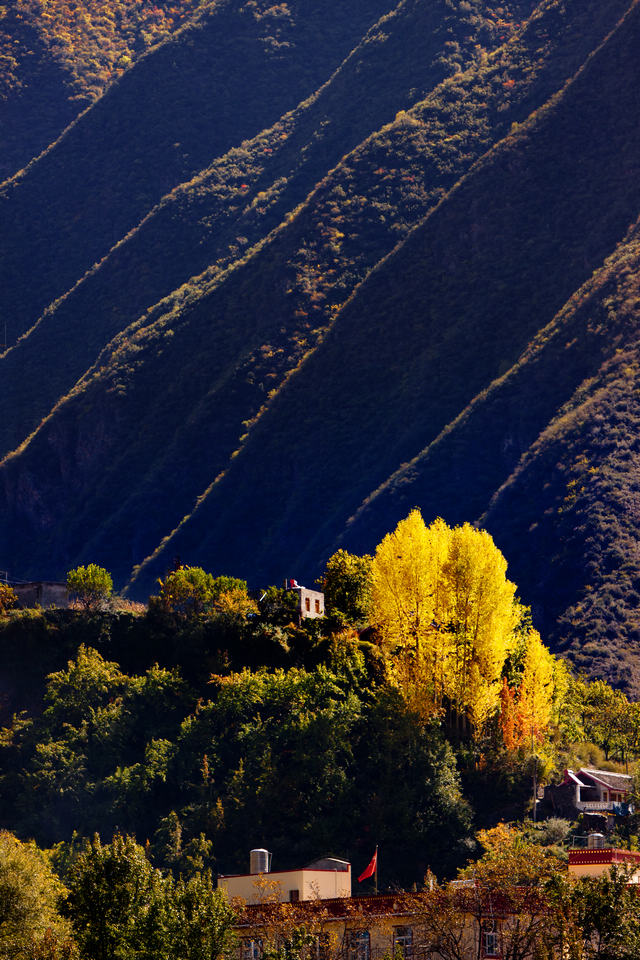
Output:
[
  {"xmin": 2, "ymin": 0, "xmax": 640, "ymax": 692},
  {"xmin": 3, "ymin": 517, "xmax": 640, "ymax": 888}
]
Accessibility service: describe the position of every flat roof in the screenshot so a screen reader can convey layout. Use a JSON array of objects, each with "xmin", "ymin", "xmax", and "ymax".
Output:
[
  {"xmin": 219, "ymin": 865, "xmax": 351, "ymax": 879},
  {"xmin": 569, "ymin": 848, "xmax": 640, "ymax": 865}
]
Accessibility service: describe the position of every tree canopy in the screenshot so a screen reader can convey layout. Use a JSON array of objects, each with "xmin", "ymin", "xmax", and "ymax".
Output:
[
  {"xmin": 370, "ymin": 511, "xmax": 519, "ymax": 733},
  {"xmin": 66, "ymin": 565, "xmax": 113, "ymax": 611}
]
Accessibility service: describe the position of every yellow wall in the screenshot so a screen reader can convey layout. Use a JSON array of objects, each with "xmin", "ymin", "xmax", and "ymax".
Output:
[{"xmin": 219, "ymin": 868, "xmax": 352, "ymax": 903}]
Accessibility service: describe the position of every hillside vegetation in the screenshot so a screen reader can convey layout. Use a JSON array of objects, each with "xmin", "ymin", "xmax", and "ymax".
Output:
[
  {"xmin": 0, "ymin": 0, "xmax": 212, "ymax": 180},
  {"xmin": 3, "ymin": 0, "xmax": 640, "ymax": 691}
]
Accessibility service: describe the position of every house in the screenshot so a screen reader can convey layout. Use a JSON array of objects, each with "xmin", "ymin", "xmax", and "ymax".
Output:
[
  {"xmin": 222, "ymin": 849, "xmax": 549, "ymax": 960},
  {"xmin": 233, "ymin": 887, "xmax": 546, "ymax": 960},
  {"xmin": 568, "ymin": 845, "xmax": 640, "ymax": 882},
  {"xmin": 218, "ymin": 849, "xmax": 351, "ymax": 903},
  {"xmin": 544, "ymin": 767, "xmax": 633, "ymax": 821},
  {"xmin": 285, "ymin": 579, "xmax": 325, "ymax": 620},
  {"xmin": 11, "ymin": 581, "xmax": 69, "ymax": 609}
]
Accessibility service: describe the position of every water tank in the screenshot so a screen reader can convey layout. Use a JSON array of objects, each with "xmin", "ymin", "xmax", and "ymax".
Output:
[
  {"xmin": 587, "ymin": 833, "xmax": 605, "ymax": 849},
  {"xmin": 250, "ymin": 848, "xmax": 271, "ymax": 874}
]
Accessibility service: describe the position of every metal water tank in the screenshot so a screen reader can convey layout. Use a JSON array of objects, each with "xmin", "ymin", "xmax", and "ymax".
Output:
[
  {"xmin": 250, "ymin": 848, "xmax": 271, "ymax": 874},
  {"xmin": 587, "ymin": 833, "xmax": 605, "ymax": 849}
]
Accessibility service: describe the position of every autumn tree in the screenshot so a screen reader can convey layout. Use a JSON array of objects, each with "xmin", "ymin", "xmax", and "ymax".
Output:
[
  {"xmin": 500, "ymin": 630, "xmax": 555, "ymax": 751},
  {"xmin": 0, "ymin": 582, "xmax": 17, "ymax": 614},
  {"xmin": 456, "ymin": 825, "xmax": 562, "ymax": 960},
  {"xmin": 0, "ymin": 831, "xmax": 74, "ymax": 959},
  {"xmin": 444, "ymin": 522, "xmax": 518, "ymax": 733},
  {"xmin": 370, "ymin": 511, "xmax": 452, "ymax": 716},
  {"xmin": 370, "ymin": 511, "xmax": 519, "ymax": 733}
]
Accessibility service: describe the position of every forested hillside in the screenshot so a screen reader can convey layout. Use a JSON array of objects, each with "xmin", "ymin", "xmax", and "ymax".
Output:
[
  {"xmin": 0, "ymin": 0, "xmax": 207, "ymax": 180},
  {"xmin": 3, "ymin": 520, "xmax": 640, "ymax": 888},
  {"xmin": 2, "ymin": 0, "xmax": 640, "ymax": 691}
]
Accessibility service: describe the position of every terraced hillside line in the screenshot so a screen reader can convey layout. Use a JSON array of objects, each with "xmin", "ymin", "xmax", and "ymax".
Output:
[
  {"xmin": 0, "ymin": 0, "xmax": 537, "ymax": 460},
  {"xmin": 474, "ymin": 226, "xmax": 640, "ymax": 694},
  {"xmin": 126, "ymin": 0, "xmax": 640, "ymax": 594},
  {"xmin": 0, "ymin": 0, "xmax": 621, "ymax": 585},
  {"xmin": 0, "ymin": 0, "xmax": 394, "ymax": 347},
  {"xmin": 337, "ymin": 218, "xmax": 640, "ymax": 691},
  {"xmin": 0, "ymin": 0, "xmax": 207, "ymax": 181}
]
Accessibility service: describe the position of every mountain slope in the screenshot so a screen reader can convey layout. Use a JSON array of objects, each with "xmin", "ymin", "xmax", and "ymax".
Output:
[
  {"xmin": 0, "ymin": 0, "xmax": 620, "ymax": 582},
  {"xmin": 338, "ymin": 216, "xmax": 640, "ymax": 691},
  {"xmin": 0, "ymin": 0, "xmax": 394, "ymax": 348},
  {"xmin": 3, "ymin": 0, "xmax": 640, "ymax": 698},
  {"xmin": 0, "ymin": 0, "xmax": 205, "ymax": 181},
  {"xmin": 125, "ymin": 0, "xmax": 640, "ymax": 592},
  {"xmin": 0, "ymin": 0, "xmax": 537, "ymax": 459},
  {"xmin": 478, "ymin": 223, "xmax": 640, "ymax": 692}
]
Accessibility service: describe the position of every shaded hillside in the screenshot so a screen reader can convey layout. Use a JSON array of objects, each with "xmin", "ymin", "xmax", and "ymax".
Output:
[
  {"xmin": 0, "ymin": 0, "xmax": 393, "ymax": 347},
  {"xmin": 0, "ymin": 0, "xmax": 537, "ymax": 458},
  {"xmin": 478, "ymin": 221, "xmax": 640, "ymax": 693},
  {"xmin": 339, "ymin": 219, "xmax": 640, "ymax": 692},
  {"xmin": 0, "ymin": 0, "xmax": 205, "ymax": 181},
  {"xmin": 0, "ymin": 6, "xmax": 78, "ymax": 182},
  {"xmin": 4, "ymin": 0, "xmax": 640, "ymax": 697},
  {"xmin": 0, "ymin": 0, "xmax": 623, "ymax": 584},
  {"xmin": 125, "ymin": 0, "xmax": 640, "ymax": 593}
]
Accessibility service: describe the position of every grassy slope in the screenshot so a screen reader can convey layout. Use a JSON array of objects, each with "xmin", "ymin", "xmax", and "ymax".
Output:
[
  {"xmin": 127, "ymin": 0, "xmax": 640, "ymax": 593},
  {"xmin": 0, "ymin": 0, "xmax": 535, "ymax": 459},
  {"xmin": 0, "ymin": 0, "xmax": 393, "ymax": 348}
]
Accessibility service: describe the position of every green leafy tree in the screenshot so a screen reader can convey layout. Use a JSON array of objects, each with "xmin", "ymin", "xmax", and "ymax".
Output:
[
  {"xmin": 0, "ymin": 830, "xmax": 74, "ymax": 959},
  {"xmin": 543, "ymin": 867, "xmax": 640, "ymax": 960},
  {"xmin": 66, "ymin": 565, "xmax": 113, "ymax": 611},
  {"xmin": 150, "ymin": 567, "xmax": 249, "ymax": 620},
  {"xmin": 65, "ymin": 834, "xmax": 169, "ymax": 960},
  {"xmin": 170, "ymin": 871, "xmax": 236, "ymax": 960},
  {"xmin": 321, "ymin": 550, "xmax": 373, "ymax": 625},
  {"xmin": 66, "ymin": 834, "xmax": 236, "ymax": 960}
]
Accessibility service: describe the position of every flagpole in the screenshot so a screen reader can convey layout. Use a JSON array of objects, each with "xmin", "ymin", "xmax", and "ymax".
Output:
[{"xmin": 374, "ymin": 845, "xmax": 378, "ymax": 895}]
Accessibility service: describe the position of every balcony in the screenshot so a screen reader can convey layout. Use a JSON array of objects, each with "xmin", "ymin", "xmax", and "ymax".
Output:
[{"xmin": 576, "ymin": 800, "xmax": 615, "ymax": 812}]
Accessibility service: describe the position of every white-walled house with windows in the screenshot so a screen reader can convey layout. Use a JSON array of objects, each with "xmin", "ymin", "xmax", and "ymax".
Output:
[{"xmin": 219, "ymin": 850, "xmax": 541, "ymax": 960}]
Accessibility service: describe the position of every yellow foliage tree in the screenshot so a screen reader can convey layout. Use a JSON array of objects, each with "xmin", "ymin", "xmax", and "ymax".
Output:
[
  {"xmin": 370, "ymin": 511, "xmax": 452, "ymax": 715},
  {"xmin": 370, "ymin": 510, "xmax": 519, "ymax": 734},
  {"xmin": 514, "ymin": 629, "xmax": 555, "ymax": 748},
  {"xmin": 445, "ymin": 523, "xmax": 517, "ymax": 732}
]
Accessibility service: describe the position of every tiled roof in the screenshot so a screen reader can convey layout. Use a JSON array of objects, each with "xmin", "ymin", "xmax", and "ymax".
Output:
[{"xmin": 580, "ymin": 768, "xmax": 632, "ymax": 791}]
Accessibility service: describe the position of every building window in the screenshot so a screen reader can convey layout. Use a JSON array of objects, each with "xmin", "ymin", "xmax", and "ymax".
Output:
[
  {"xmin": 347, "ymin": 930, "xmax": 370, "ymax": 960},
  {"xmin": 315, "ymin": 599, "xmax": 321, "ymax": 613},
  {"xmin": 242, "ymin": 940, "xmax": 263, "ymax": 960},
  {"xmin": 393, "ymin": 926, "xmax": 413, "ymax": 959},
  {"xmin": 305, "ymin": 597, "xmax": 311, "ymax": 612},
  {"xmin": 481, "ymin": 920, "xmax": 500, "ymax": 958},
  {"xmin": 289, "ymin": 889, "xmax": 300, "ymax": 902}
]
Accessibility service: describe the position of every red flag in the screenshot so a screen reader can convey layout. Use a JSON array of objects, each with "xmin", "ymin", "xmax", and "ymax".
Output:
[{"xmin": 358, "ymin": 849, "xmax": 377, "ymax": 883}]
